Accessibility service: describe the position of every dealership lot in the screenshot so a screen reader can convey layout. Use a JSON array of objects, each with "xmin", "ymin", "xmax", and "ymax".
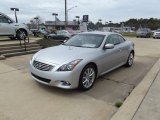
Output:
[{"xmin": 0, "ymin": 37, "xmax": 160, "ymax": 120}]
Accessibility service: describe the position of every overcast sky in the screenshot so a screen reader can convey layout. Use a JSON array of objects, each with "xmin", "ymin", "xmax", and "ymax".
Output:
[{"xmin": 0, "ymin": 0, "xmax": 160, "ymax": 23}]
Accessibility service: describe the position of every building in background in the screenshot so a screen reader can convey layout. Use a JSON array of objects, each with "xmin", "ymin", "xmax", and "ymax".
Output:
[
  {"xmin": 45, "ymin": 21, "xmax": 79, "ymax": 31},
  {"xmin": 101, "ymin": 26, "xmax": 135, "ymax": 33}
]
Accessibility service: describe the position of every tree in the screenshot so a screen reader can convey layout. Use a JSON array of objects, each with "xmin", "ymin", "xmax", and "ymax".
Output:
[{"xmin": 29, "ymin": 16, "xmax": 44, "ymax": 29}]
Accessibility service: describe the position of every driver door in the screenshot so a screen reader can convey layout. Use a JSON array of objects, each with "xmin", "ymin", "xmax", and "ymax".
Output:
[{"xmin": 101, "ymin": 34, "xmax": 123, "ymax": 73}]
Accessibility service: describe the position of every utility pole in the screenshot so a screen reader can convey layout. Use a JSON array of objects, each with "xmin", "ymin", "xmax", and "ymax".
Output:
[
  {"xmin": 65, "ymin": 0, "xmax": 67, "ymax": 29},
  {"xmin": 10, "ymin": 8, "xmax": 19, "ymax": 23}
]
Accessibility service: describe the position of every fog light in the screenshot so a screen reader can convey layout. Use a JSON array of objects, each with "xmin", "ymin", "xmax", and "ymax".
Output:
[{"xmin": 61, "ymin": 81, "xmax": 71, "ymax": 86}]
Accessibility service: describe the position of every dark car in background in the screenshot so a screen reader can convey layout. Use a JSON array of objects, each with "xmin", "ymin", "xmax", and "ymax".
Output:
[
  {"xmin": 136, "ymin": 28, "xmax": 151, "ymax": 38},
  {"xmin": 47, "ymin": 30, "xmax": 73, "ymax": 41}
]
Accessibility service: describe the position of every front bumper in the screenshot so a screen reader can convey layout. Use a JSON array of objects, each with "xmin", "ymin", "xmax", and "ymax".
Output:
[
  {"xmin": 153, "ymin": 34, "xmax": 160, "ymax": 38},
  {"xmin": 29, "ymin": 60, "xmax": 81, "ymax": 89}
]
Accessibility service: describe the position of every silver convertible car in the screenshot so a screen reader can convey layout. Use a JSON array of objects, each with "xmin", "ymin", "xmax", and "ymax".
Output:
[{"xmin": 29, "ymin": 31, "xmax": 134, "ymax": 90}]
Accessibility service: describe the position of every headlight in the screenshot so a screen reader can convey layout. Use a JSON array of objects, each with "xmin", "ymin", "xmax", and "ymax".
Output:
[
  {"xmin": 57, "ymin": 59, "xmax": 82, "ymax": 71},
  {"xmin": 31, "ymin": 55, "xmax": 34, "ymax": 61}
]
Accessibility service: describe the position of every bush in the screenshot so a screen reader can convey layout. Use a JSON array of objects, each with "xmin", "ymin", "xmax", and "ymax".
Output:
[
  {"xmin": 38, "ymin": 38, "xmax": 62, "ymax": 48},
  {"xmin": 115, "ymin": 101, "xmax": 123, "ymax": 108}
]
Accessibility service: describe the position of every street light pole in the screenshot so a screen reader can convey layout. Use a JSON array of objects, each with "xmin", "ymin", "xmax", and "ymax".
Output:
[
  {"xmin": 52, "ymin": 13, "xmax": 58, "ymax": 30},
  {"xmin": 34, "ymin": 17, "xmax": 39, "ymax": 30},
  {"xmin": 65, "ymin": 0, "xmax": 67, "ymax": 28},
  {"xmin": 10, "ymin": 8, "xmax": 19, "ymax": 23},
  {"xmin": 75, "ymin": 16, "xmax": 80, "ymax": 30},
  {"xmin": 75, "ymin": 16, "xmax": 80, "ymax": 24},
  {"xmin": 67, "ymin": 5, "xmax": 77, "ymax": 23}
]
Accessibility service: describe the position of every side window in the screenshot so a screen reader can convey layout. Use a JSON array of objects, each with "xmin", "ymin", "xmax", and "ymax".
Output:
[
  {"xmin": 0, "ymin": 15, "xmax": 3, "ymax": 23},
  {"xmin": 118, "ymin": 35, "xmax": 125, "ymax": 43},
  {"xmin": 0, "ymin": 16, "xmax": 10, "ymax": 23},
  {"xmin": 105, "ymin": 35, "xmax": 120, "ymax": 45}
]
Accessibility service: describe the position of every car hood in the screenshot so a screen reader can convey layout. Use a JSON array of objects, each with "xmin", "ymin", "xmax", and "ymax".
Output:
[
  {"xmin": 154, "ymin": 31, "xmax": 160, "ymax": 34},
  {"xmin": 34, "ymin": 45, "xmax": 98, "ymax": 65}
]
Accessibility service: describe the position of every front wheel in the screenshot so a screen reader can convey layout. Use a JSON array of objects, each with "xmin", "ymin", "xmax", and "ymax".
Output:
[
  {"xmin": 79, "ymin": 64, "xmax": 96, "ymax": 91},
  {"xmin": 125, "ymin": 52, "xmax": 134, "ymax": 67}
]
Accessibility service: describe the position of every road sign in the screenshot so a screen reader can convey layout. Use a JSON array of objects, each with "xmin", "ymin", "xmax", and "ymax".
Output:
[{"xmin": 83, "ymin": 15, "xmax": 89, "ymax": 22}]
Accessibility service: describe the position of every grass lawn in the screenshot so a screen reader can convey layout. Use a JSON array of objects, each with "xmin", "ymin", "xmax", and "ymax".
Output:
[{"xmin": 121, "ymin": 32, "xmax": 136, "ymax": 37}]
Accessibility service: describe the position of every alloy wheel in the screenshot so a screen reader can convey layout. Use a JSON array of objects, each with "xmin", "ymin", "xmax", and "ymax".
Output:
[{"xmin": 82, "ymin": 67, "xmax": 96, "ymax": 89}]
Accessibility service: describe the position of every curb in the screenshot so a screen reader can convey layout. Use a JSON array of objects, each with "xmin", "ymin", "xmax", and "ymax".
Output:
[{"xmin": 111, "ymin": 58, "xmax": 160, "ymax": 120}]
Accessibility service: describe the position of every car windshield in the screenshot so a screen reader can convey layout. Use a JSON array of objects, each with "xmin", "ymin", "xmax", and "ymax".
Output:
[
  {"xmin": 63, "ymin": 34, "xmax": 105, "ymax": 48},
  {"xmin": 157, "ymin": 29, "xmax": 160, "ymax": 32},
  {"xmin": 57, "ymin": 31, "xmax": 68, "ymax": 35}
]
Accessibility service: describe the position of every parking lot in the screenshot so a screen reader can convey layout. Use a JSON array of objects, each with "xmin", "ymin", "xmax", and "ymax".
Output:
[{"xmin": 0, "ymin": 37, "xmax": 160, "ymax": 120}]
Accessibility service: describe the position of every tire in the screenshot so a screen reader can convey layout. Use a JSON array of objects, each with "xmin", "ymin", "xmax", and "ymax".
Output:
[
  {"xmin": 16, "ymin": 29, "xmax": 27, "ymax": 40},
  {"xmin": 79, "ymin": 64, "xmax": 97, "ymax": 91},
  {"xmin": 125, "ymin": 52, "xmax": 134, "ymax": 67}
]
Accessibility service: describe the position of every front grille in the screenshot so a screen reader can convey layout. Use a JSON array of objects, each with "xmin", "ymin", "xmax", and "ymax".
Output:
[
  {"xmin": 33, "ymin": 60, "xmax": 53, "ymax": 71},
  {"xmin": 31, "ymin": 73, "xmax": 51, "ymax": 83}
]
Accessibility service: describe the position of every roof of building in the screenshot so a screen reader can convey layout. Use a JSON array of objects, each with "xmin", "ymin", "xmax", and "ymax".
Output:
[{"xmin": 45, "ymin": 21, "xmax": 78, "ymax": 26}]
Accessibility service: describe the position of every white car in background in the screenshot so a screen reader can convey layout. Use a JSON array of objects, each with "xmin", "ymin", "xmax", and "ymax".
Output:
[
  {"xmin": 153, "ymin": 29, "xmax": 160, "ymax": 39},
  {"xmin": 0, "ymin": 12, "xmax": 30, "ymax": 40}
]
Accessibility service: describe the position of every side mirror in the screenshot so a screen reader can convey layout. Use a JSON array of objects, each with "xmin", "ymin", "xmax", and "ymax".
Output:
[
  {"xmin": 104, "ymin": 44, "xmax": 114, "ymax": 49},
  {"xmin": 8, "ymin": 20, "xmax": 13, "ymax": 24}
]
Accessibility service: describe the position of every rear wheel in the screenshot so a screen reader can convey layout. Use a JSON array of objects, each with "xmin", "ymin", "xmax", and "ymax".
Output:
[
  {"xmin": 79, "ymin": 64, "xmax": 96, "ymax": 91},
  {"xmin": 16, "ymin": 29, "xmax": 27, "ymax": 40},
  {"xmin": 125, "ymin": 52, "xmax": 134, "ymax": 67}
]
